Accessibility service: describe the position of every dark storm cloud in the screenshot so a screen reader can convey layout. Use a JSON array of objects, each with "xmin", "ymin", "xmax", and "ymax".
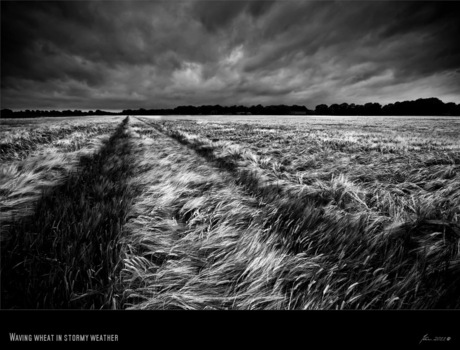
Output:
[
  {"xmin": 191, "ymin": 0, "xmax": 275, "ymax": 31},
  {"xmin": 242, "ymin": 2, "xmax": 460, "ymax": 77},
  {"xmin": 1, "ymin": 0, "xmax": 459, "ymax": 110}
]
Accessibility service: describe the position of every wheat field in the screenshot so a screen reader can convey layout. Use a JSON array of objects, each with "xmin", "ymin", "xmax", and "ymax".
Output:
[{"xmin": 1, "ymin": 115, "xmax": 459, "ymax": 309}]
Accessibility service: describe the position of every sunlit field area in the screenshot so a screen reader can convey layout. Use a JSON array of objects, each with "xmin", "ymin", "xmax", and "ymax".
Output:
[{"xmin": 1, "ymin": 115, "xmax": 459, "ymax": 309}]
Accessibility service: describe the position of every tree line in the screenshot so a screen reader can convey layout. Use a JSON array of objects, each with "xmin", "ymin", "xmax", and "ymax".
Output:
[
  {"xmin": 1, "ymin": 98, "xmax": 459, "ymax": 118},
  {"xmin": 0, "ymin": 109, "xmax": 119, "ymax": 118}
]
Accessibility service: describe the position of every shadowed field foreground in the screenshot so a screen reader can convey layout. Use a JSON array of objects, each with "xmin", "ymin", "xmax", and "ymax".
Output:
[
  {"xmin": 1, "ymin": 117, "xmax": 139, "ymax": 308},
  {"xmin": 1, "ymin": 115, "xmax": 459, "ymax": 309}
]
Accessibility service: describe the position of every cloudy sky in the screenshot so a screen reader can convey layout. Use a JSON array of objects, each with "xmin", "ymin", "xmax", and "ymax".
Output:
[{"xmin": 1, "ymin": 0, "xmax": 460, "ymax": 110}]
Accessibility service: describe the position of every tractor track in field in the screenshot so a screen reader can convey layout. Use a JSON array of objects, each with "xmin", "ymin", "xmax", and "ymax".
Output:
[{"xmin": 121, "ymin": 117, "xmax": 323, "ymax": 309}]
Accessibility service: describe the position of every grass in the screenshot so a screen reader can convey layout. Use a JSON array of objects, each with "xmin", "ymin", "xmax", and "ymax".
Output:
[{"xmin": 1, "ymin": 114, "xmax": 459, "ymax": 309}]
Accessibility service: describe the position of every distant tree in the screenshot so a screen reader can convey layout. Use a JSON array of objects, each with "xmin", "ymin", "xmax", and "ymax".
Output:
[
  {"xmin": 249, "ymin": 104, "xmax": 264, "ymax": 115},
  {"xmin": 0, "ymin": 109, "xmax": 14, "ymax": 118},
  {"xmin": 315, "ymin": 104, "xmax": 329, "ymax": 115},
  {"xmin": 329, "ymin": 104, "xmax": 340, "ymax": 115},
  {"xmin": 414, "ymin": 98, "xmax": 446, "ymax": 115},
  {"xmin": 336, "ymin": 103, "xmax": 348, "ymax": 115},
  {"xmin": 363, "ymin": 102, "xmax": 382, "ymax": 115}
]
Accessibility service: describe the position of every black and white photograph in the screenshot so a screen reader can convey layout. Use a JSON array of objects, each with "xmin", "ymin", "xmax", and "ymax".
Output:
[{"xmin": 1, "ymin": 0, "xmax": 460, "ymax": 346}]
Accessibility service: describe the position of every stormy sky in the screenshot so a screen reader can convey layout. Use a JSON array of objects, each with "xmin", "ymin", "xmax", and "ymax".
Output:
[{"xmin": 1, "ymin": 0, "xmax": 460, "ymax": 110}]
